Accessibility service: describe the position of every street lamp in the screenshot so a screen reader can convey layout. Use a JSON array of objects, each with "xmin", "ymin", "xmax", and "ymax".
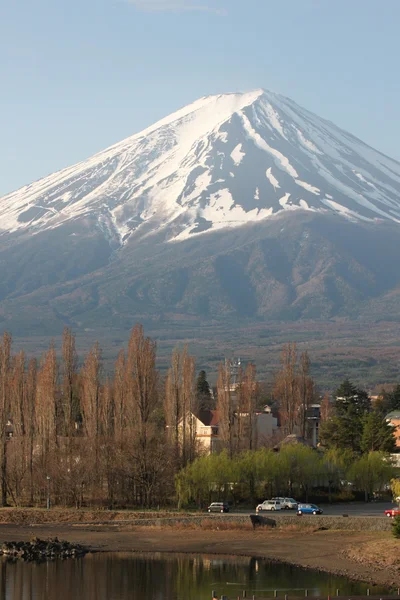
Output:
[{"xmin": 46, "ymin": 475, "xmax": 51, "ymax": 510}]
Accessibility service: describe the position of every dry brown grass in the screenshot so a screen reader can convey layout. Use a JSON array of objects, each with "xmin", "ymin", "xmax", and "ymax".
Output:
[
  {"xmin": 0, "ymin": 508, "xmax": 182, "ymax": 525},
  {"xmin": 145, "ymin": 519, "xmax": 253, "ymax": 531},
  {"xmin": 277, "ymin": 523, "xmax": 321, "ymax": 533},
  {"xmin": 343, "ymin": 535, "xmax": 400, "ymax": 571},
  {"xmin": 148, "ymin": 519, "xmax": 322, "ymax": 533}
]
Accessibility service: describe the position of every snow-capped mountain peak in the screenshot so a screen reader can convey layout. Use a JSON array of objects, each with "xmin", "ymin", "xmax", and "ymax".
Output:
[{"xmin": 2, "ymin": 89, "xmax": 400, "ymax": 246}]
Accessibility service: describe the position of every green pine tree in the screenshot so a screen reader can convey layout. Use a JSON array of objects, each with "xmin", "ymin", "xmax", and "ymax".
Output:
[
  {"xmin": 320, "ymin": 379, "xmax": 371, "ymax": 452},
  {"xmin": 384, "ymin": 385, "xmax": 400, "ymax": 414},
  {"xmin": 361, "ymin": 410, "xmax": 396, "ymax": 453},
  {"xmin": 196, "ymin": 370, "xmax": 212, "ymax": 410}
]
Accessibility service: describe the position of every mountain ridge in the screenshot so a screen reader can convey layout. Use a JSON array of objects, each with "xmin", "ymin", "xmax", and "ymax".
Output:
[
  {"xmin": 1, "ymin": 90, "xmax": 400, "ymax": 362},
  {"xmin": 2, "ymin": 89, "xmax": 400, "ymax": 247}
]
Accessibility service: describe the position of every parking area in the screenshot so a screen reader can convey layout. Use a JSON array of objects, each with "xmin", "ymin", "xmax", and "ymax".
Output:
[{"xmin": 232, "ymin": 502, "xmax": 396, "ymax": 517}]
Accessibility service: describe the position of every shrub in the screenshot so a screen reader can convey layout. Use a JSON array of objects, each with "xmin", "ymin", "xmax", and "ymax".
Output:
[{"xmin": 392, "ymin": 515, "xmax": 400, "ymax": 538}]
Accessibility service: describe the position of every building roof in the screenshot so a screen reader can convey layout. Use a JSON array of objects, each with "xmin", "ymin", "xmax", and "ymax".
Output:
[
  {"xmin": 196, "ymin": 409, "xmax": 219, "ymax": 427},
  {"xmin": 386, "ymin": 411, "xmax": 400, "ymax": 421},
  {"xmin": 274, "ymin": 434, "xmax": 312, "ymax": 451}
]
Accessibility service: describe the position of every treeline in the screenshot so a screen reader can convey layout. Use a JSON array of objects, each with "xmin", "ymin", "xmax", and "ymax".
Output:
[
  {"xmin": 0, "ymin": 328, "xmax": 397, "ymax": 509},
  {"xmin": 0, "ymin": 325, "xmax": 268, "ymax": 508},
  {"xmin": 176, "ymin": 447, "xmax": 395, "ymax": 507},
  {"xmin": 0, "ymin": 326, "xmax": 170, "ymax": 508}
]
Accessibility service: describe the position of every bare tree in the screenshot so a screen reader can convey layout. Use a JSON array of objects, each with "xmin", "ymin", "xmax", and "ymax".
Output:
[
  {"xmin": 165, "ymin": 348, "xmax": 181, "ymax": 463},
  {"xmin": 217, "ymin": 360, "xmax": 236, "ymax": 458},
  {"xmin": 113, "ymin": 350, "xmax": 126, "ymax": 442},
  {"xmin": 298, "ymin": 351, "xmax": 316, "ymax": 440},
  {"xmin": 62, "ymin": 327, "xmax": 78, "ymax": 436},
  {"xmin": 164, "ymin": 346, "xmax": 197, "ymax": 467},
  {"xmin": 320, "ymin": 392, "xmax": 333, "ymax": 422},
  {"xmin": 274, "ymin": 343, "xmax": 300, "ymax": 436},
  {"xmin": 125, "ymin": 325, "xmax": 159, "ymax": 506},
  {"xmin": 241, "ymin": 363, "xmax": 258, "ymax": 450},
  {"xmin": 9, "ymin": 351, "xmax": 26, "ymax": 503},
  {"xmin": 36, "ymin": 343, "xmax": 58, "ymax": 472},
  {"xmin": 0, "ymin": 333, "xmax": 12, "ymax": 506},
  {"xmin": 182, "ymin": 348, "xmax": 196, "ymax": 464},
  {"xmin": 25, "ymin": 358, "xmax": 37, "ymax": 504}
]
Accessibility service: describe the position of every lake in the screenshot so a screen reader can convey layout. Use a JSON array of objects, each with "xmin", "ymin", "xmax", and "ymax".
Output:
[{"xmin": 0, "ymin": 553, "xmax": 391, "ymax": 600}]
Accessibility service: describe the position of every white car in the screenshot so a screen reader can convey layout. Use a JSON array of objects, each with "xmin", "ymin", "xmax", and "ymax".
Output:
[
  {"xmin": 272, "ymin": 497, "xmax": 298, "ymax": 510},
  {"xmin": 256, "ymin": 499, "xmax": 282, "ymax": 512}
]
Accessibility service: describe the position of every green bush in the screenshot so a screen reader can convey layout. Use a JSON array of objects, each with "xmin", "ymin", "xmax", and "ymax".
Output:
[{"xmin": 392, "ymin": 515, "xmax": 400, "ymax": 539}]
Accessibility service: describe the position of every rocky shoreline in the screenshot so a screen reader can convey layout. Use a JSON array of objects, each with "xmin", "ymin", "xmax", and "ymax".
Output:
[
  {"xmin": 0, "ymin": 521, "xmax": 397, "ymax": 587},
  {"xmin": 0, "ymin": 537, "xmax": 88, "ymax": 561}
]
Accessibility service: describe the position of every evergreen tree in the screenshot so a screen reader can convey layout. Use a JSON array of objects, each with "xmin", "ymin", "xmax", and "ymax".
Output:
[
  {"xmin": 335, "ymin": 379, "xmax": 370, "ymax": 416},
  {"xmin": 319, "ymin": 379, "xmax": 371, "ymax": 452},
  {"xmin": 196, "ymin": 370, "xmax": 212, "ymax": 410},
  {"xmin": 361, "ymin": 410, "xmax": 396, "ymax": 453},
  {"xmin": 384, "ymin": 385, "xmax": 400, "ymax": 414}
]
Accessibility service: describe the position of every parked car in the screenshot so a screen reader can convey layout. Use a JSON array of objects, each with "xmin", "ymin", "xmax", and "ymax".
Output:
[
  {"xmin": 272, "ymin": 497, "xmax": 298, "ymax": 510},
  {"xmin": 256, "ymin": 500, "xmax": 282, "ymax": 512},
  {"xmin": 207, "ymin": 502, "xmax": 229, "ymax": 513},
  {"xmin": 297, "ymin": 503, "xmax": 323, "ymax": 515},
  {"xmin": 384, "ymin": 508, "xmax": 400, "ymax": 518}
]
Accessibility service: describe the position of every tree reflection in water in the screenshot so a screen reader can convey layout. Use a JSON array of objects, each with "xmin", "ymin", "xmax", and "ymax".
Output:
[{"xmin": 0, "ymin": 553, "xmax": 389, "ymax": 600}]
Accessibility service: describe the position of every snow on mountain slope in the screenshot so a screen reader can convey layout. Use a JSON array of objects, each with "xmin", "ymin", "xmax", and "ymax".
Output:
[{"xmin": 2, "ymin": 89, "xmax": 400, "ymax": 245}]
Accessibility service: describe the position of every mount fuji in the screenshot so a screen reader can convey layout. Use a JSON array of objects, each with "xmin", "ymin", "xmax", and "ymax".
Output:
[{"xmin": 1, "ymin": 89, "xmax": 400, "ymax": 343}]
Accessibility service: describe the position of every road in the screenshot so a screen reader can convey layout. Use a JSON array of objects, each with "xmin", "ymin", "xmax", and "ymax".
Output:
[{"xmin": 231, "ymin": 502, "xmax": 395, "ymax": 517}]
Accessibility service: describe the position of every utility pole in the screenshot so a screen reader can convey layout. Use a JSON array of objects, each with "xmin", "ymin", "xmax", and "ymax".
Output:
[{"xmin": 46, "ymin": 475, "xmax": 51, "ymax": 510}]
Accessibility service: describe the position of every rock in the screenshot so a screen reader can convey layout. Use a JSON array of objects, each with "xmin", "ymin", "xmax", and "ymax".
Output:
[
  {"xmin": 250, "ymin": 514, "xmax": 276, "ymax": 529},
  {"xmin": 0, "ymin": 538, "xmax": 88, "ymax": 561}
]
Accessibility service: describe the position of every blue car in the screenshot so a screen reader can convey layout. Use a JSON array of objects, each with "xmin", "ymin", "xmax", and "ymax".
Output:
[{"xmin": 297, "ymin": 503, "xmax": 323, "ymax": 515}]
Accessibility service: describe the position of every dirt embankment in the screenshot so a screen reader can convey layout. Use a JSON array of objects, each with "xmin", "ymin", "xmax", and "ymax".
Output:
[
  {"xmin": 0, "ymin": 511, "xmax": 398, "ymax": 587},
  {"xmin": 343, "ymin": 537, "xmax": 400, "ymax": 576},
  {"xmin": 0, "ymin": 521, "xmax": 399, "ymax": 587}
]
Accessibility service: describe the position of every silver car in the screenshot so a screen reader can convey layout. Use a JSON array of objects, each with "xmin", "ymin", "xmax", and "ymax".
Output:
[
  {"xmin": 272, "ymin": 497, "xmax": 298, "ymax": 510},
  {"xmin": 256, "ymin": 499, "xmax": 282, "ymax": 512}
]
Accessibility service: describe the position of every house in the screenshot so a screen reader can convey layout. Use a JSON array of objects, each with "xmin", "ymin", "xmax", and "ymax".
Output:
[
  {"xmin": 251, "ymin": 407, "xmax": 278, "ymax": 444},
  {"xmin": 386, "ymin": 411, "xmax": 400, "ymax": 448},
  {"xmin": 192, "ymin": 409, "xmax": 220, "ymax": 454},
  {"xmin": 306, "ymin": 403, "xmax": 321, "ymax": 447},
  {"xmin": 186, "ymin": 405, "xmax": 278, "ymax": 454}
]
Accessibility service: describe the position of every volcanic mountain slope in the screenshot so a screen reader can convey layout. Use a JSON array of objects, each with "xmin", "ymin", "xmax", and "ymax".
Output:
[{"xmin": 0, "ymin": 89, "xmax": 400, "ymax": 336}]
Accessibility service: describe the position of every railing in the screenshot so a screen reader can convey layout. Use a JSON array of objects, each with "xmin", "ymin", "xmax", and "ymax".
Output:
[{"xmin": 210, "ymin": 590, "xmax": 400, "ymax": 600}]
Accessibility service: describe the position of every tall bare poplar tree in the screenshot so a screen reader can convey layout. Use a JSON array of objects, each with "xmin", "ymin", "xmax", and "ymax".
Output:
[
  {"xmin": 217, "ymin": 360, "xmax": 236, "ymax": 458},
  {"xmin": 25, "ymin": 358, "xmax": 37, "ymax": 504},
  {"xmin": 125, "ymin": 325, "xmax": 159, "ymax": 505},
  {"xmin": 9, "ymin": 351, "xmax": 26, "ymax": 503},
  {"xmin": 80, "ymin": 342, "xmax": 102, "ymax": 452},
  {"xmin": 164, "ymin": 346, "xmax": 196, "ymax": 466},
  {"xmin": 79, "ymin": 342, "xmax": 102, "ymax": 500},
  {"xmin": 274, "ymin": 343, "xmax": 299, "ymax": 435},
  {"xmin": 100, "ymin": 377, "xmax": 115, "ymax": 504},
  {"xmin": 126, "ymin": 325, "xmax": 158, "ymax": 453},
  {"xmin": 165, "ymin": 348, "xmax": 182, "ymax": 463},
  {"xmin": 298, "ymin": 351, "xmax": 316, "ymax": 439},
  {"xmin": 0, "ymin": 333, "xmax": 11, "ymax": 506},
  {"xmin": 241, "ymin": 363, "xmax": 258, "ymax": 450},
  {"xmin": 182, "ymin": 348, "xmax": 196, "ymax": 464},
  {"xmin": 36, "ymin": 343, "xmax": 58, "ymax": 471},
  {"xmin": 62, "ymin": 327, "xmax": 78, "ymax": 436},
  {"xmin": 113, "ymin": 350, "xmax": 126, "ymax": 442}
]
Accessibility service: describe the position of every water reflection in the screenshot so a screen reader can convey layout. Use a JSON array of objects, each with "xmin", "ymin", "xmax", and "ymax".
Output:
[{"xmin": 0, "ymin": 553, "xmax": 390, "ymax": 600}]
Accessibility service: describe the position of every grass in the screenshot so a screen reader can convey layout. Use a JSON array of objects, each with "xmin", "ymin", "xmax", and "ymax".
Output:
[
  {"xmin": 147, "ymin": 518, "xmax": 322, "ymax": 533},
  {"xmin": 0, "ymin": 508, "xmax": 192, "ymax": 525}
]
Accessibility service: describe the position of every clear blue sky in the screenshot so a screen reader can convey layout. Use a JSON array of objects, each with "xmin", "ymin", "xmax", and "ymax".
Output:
[{"xmin": 1, "ymin": 0, "xmax": 399, "ymax": 196}]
